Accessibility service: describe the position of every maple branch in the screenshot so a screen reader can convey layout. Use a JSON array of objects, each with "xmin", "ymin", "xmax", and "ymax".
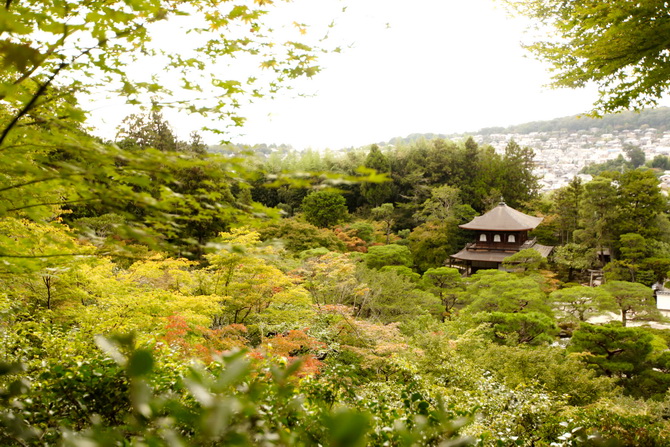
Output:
[
  {"xmin": 6, "ymin": 198, "xmax": 93, "ymax": 213},
  {"xmin": 0, "ymin": 34, "xmax": 111, "ymax": 147},
  {"xmin": 0, "ymin": 252, "xmax": 92, "ymax": 259},
  {"xmin": 0, "ymin": 62, "xmax": 66, "ymax": 147},
  {"xmin": 0, "ymin": 174, "xmax": 79, "ymax": 194}
]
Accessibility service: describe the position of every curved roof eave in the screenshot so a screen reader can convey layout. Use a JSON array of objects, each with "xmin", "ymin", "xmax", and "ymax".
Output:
[{"xmin": 459, "ymin": 202, "xmax": 543, "ymax": 231}]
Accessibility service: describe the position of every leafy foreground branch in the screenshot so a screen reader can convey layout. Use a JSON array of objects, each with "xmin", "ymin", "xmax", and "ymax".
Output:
[
  {"xmin": 3, "ymin": 326, "xmax": 669, "ymax": 446},
  {"xmin": 0, "ymin": 335, "xmax": 473, "ymax": 447}
]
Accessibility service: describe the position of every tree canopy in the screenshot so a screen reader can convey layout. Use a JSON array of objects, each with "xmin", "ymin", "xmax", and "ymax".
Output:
[
  {"xmin": 506, "ymin": 0, "xmax": 670, "ymax": 114},
  {"xmin": 0, "ymin": 0, "xmax": 328, "ymax": 129},
  {"xmin": 4, "ymin": 2, "xmax": 670, "ymax": 446},
  {"xmin": 301, "ymin": 191, "xmax": 349, "ymax": 228},
  {"xmin": 601, "ymin": 280, "xmax": 659, "ymax": 326},
  {"xmin": 0, "ymin": 0, "xmax": 338, "ymax": 262}
]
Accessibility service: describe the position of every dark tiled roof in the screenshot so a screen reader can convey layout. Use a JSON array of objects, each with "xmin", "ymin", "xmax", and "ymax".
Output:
[
  {"xmin": 450, "ymin": 240, "xmax": 554, "ymax": 263},
  {"xmin": 459, "ymin": 202, "xmax": 543, "ymax": 231},
  {"xmin": 450, "ymin": 249, "xmax": 512, "ymax": 263},
  {"xmin": 532, "ymin": 243, "xmax": 554, "ymax": 258}
]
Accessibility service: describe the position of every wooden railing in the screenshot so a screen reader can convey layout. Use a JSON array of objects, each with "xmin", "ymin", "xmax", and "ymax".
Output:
[{"xmin": 466, "ymin": 238, "xmax": 536, "ymax": 252}]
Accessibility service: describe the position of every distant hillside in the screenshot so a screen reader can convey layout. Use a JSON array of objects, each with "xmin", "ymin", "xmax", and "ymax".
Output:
[
  {"xmin": 477, "ymin": 107, "xmax": 670, "ymax": 135},
  {"xmin": 207, "ymin": 142, "xmax": 296, "ymax": 157},
  {"xmin": 388, "ymin": 107, "xmax": 670, "ymax": 146},
  {"xmin": 387, "ymin": 133, "xmax": 451, "ymax": 146}
]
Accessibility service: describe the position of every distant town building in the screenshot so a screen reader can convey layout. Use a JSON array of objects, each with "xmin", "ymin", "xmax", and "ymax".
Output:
[{"xmin": 468, "ymin": 125, "xmax": 670, "ymax": 192}]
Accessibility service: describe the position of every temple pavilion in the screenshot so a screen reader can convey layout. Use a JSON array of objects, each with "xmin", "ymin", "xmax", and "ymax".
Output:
[{"xmin": 449, "ymin": 201, "xmax": 553, "ymax": 275}]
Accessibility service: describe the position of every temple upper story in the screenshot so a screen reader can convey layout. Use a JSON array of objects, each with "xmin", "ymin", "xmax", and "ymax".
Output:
[{"xmin": 450, "ymin": 201, "xmax": 553, "ymax": 275}]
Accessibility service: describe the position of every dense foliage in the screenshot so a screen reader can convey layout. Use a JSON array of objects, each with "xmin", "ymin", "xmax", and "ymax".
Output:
[
  {"xmin": 505, "ymin": 0, "xmax": 670, "ymax": 115},
  {"xmin": 3, "ymin": 1, "xmax": 670, "ymax": 446},
  {"xmin": 2, "ymin": 218, "xmax": 670, "ymax": 445},
  {"xmin": 252, "ymin": 137, "xmax": 539, "ymax": 222}
]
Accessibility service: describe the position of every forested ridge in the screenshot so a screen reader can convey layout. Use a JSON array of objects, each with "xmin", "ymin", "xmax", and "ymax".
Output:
[
  {"xmin": 386, "ymin": 107, "xmax": 670, "ymax": 146},
  {"xmin": 477, "ymin": 107, "xmax": 670, "ymax": 136},
  {"xmin": 3, "ymin": 1, "xmax": 670, "ymax": 446},
  {"xmin": 226, "ymin": 107, "xmax": 670, "ymax": 153}
]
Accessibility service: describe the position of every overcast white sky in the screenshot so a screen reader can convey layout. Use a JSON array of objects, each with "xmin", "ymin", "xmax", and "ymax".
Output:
[
  {"xmin": 86, "ymin": 0, "xmax": 660, "ymax": 150},
  {"xmin": 231, "ymin": 0, "xmax": 602, "ymax": 149}
]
